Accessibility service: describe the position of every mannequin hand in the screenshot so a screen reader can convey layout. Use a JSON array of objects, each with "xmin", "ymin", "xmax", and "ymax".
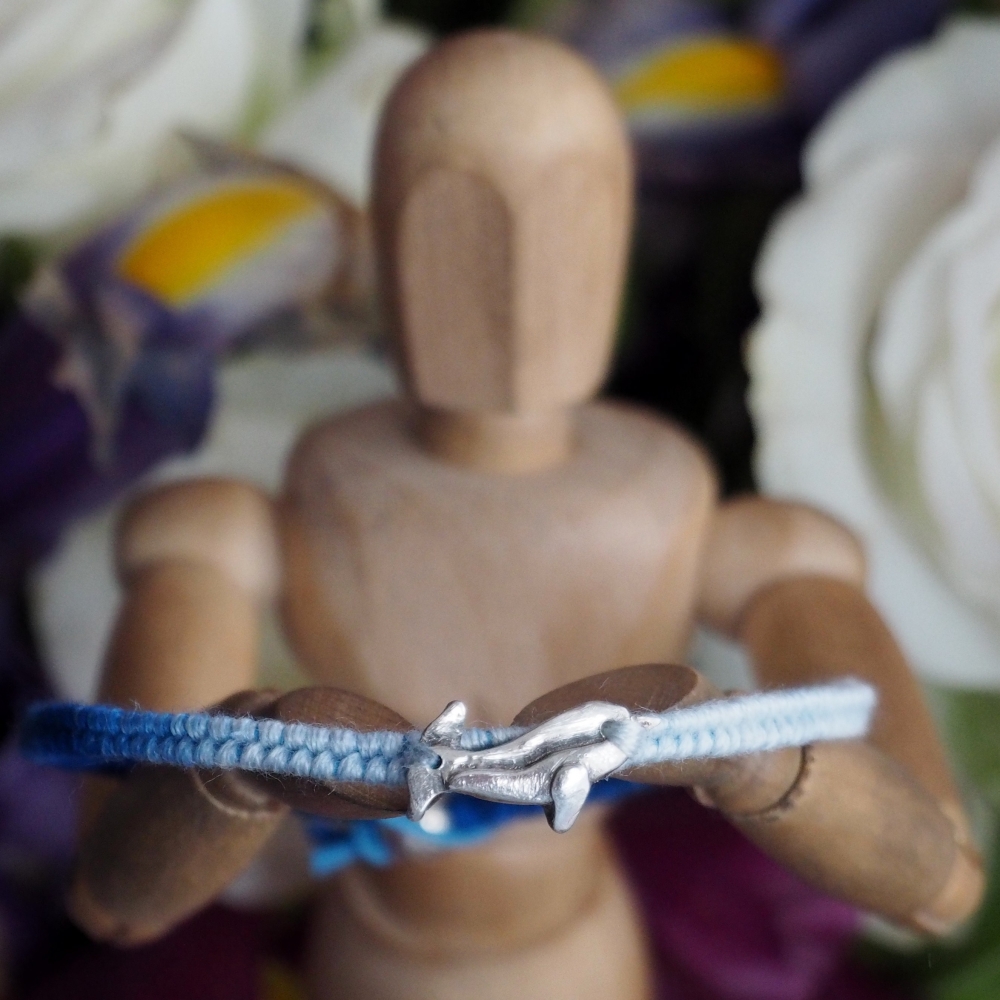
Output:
[
  {"xmin": 222, "ymin": 686, "xmax": 414, "ymax": 820},
  {"xmin": 512, "ymin": 663, "xmax": 803, "ymax": 815}
]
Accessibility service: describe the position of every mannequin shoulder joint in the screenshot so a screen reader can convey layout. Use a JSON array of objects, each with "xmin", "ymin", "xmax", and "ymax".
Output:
[{"xmin": 116, "ymin": 479, "xmax": 280, "ymax": 601}]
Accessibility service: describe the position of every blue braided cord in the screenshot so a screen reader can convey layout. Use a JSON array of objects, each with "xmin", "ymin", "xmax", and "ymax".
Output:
[
  {"xmin": 305, "ymin": 779, "xmax": 640, "ymax": 876},
  {"xmin": 20, "ymin": 680, "xmax": 875, "ymax": 785},
  {"xmin": 19, "ymin": 703, "xmax": 523, "ymax": 785},
  {"xmin": 308, "ymin": 817, "xmax": 397, "ymax": 872},
  {"xmin": 20, "ymin": 683, "xmax": 876, "ymax": 875},
  {"xmin": 604, "ymin": 679, "xmax": 876, "ymax": 765}
]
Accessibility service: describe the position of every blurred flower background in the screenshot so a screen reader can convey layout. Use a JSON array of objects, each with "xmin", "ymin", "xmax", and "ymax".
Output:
[
  {"xmin": 4, "ymin": 0, "xmax": 1000, "ymax": 998},
  {"xmin": 749, "ymin": 12, "xmax": 1000, "ymax": 998}
]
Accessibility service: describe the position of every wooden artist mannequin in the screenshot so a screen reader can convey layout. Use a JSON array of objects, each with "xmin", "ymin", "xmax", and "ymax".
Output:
[{"xmin": 71, "ymin": 30, "xmax": 982, "ymax": 1000}]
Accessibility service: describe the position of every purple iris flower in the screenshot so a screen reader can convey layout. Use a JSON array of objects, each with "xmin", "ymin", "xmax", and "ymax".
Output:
[
  {"xmin": 748, "ymin": 0, "xmax": 946, "ymax": 123},
  {"xmin": 0, "ymin": 314, "xmax": 214, "ymax": 588},
  {"xmin": 0, "ymin": 742, "xmax": 79, "ymax": 983},
  {"xmin": 0, "ymin": 166, "xmax": 342, "ymax": 720},
  {"xmin": 561, "ymin": 0, "xmax": 948, "ymax": 185},
  {"xmin": 611, "ymin": 789, "xmax": 909, "ymax": 1000},
  {"xmin": 0, "ymin": 293, "xmax": 216, "ymax": 985}
]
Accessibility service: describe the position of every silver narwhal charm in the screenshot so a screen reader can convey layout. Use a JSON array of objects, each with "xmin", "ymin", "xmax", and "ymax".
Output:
[{"xmin": 406, "ymin": 700, "xmax": 636, "ymax": 832}]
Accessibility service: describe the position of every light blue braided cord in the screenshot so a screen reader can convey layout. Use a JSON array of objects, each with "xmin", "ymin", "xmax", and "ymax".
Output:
[
  {"xmin": 20, "ymin": 703, "xmax": 524, "ymax": 786},
  {"xmin": 604, "ymin": 679, "xmax": 876, "ymax": 765}
]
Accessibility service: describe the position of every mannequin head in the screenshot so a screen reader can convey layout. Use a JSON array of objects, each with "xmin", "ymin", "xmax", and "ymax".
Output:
[{"xmin": 373, "ymin": 30, "xmax": 632, "ymax": 468}]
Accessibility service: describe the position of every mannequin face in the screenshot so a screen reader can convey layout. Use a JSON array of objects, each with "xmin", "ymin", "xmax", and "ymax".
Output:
[{"xmin": 373, "ymin": 30, "xmax": 633, "ymax": 416}]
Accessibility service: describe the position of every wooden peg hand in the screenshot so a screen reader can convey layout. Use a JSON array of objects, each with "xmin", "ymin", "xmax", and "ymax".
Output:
[
  {"xmin": 515, "ymin": 661, "xmax": 982, "ymax": 934},
  {"xmin": 514, "ymin": 663, "xmax": 803, "ymax": 814},
  {"xmin": 243, "ymin": 686, "xmax": 412, "ymax": 819},
  {"xmin": 693, "ymin": 496, "xmax": 984, "ymax": 933},
  {"xmin": 71, "ymin": 690, "xmax": 284, "ymax": 945},
  {"xmin": 70, "ymin": 687, "xmax": 413, "ymax": 945}
]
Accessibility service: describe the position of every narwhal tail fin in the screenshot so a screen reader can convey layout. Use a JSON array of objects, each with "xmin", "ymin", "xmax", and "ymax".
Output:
[
  {"xmin": 545, "ymin": 763, "xmax": 592, "ymax": 833},
  {"xmin": 407, "ymin": 763, "xmax": 447, "ymax": 821}
]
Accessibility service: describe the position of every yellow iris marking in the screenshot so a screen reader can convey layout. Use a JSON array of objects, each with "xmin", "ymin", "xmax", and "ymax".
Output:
[
  {"xmin": 118, "ymin": 181, "xmax": 319, "ymax": 306},
  {"xmin": 614, "ymin": 37, "xmax": 783, "ymax": 115}
]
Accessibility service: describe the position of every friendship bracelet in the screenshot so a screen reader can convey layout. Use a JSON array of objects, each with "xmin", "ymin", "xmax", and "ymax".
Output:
[
  {"xmin": 20, "ymin": 679, "xmax": 876, "ymax": 791},
  {"xmin": 19, "ymin": 679, "xmax": 876, "ymax": 858}
]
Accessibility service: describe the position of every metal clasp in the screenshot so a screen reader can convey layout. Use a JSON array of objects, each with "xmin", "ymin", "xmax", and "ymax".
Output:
[{"xmin": 406, "ymin": 700, "xmax": 634, "ymax": 832}]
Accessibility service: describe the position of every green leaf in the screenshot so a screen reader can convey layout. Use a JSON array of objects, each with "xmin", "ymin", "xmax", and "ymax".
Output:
[
  {"xmin": 944, "ymin": 690, "xmax": 1000, "ymax": 811},
  {"xmin": 929, "ymin": 946, "xmax": 1000, "ymax": 1000}
]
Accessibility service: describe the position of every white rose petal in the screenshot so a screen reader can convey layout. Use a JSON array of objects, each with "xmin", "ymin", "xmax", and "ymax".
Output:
[
  {"xmin": 916, "ymin": 375, "xmax": 1000, "ymax": 608},
  {"xmin": 0, "ymin": 25, "xmax": 179, "ymax": 179},
  {"xmin": 0, "ymin": 0, "xmax": 172, "ymax": 101},
  {"xmin": 751, "ymin": 17, "xmax": 1000, "ymax": 687},
  {"xmin": 0, "ymin": 0, "xmax": 309, "ymax": 238},
  {"xmin": 240, "ymin": 0, "xmax": 310, "ymax": 124},
  {"xmin": 807, "ymin": 18, "xmax": 1000, "ymax": 188}
]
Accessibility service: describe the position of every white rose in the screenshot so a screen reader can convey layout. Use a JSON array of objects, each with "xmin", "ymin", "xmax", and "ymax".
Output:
[
  {"xmin": 749, "ymin": 17, "xmax": 1000, "ymax": 687},
  {"xmin": 0, "ymin": 0, "xmax": 309, "ymax": 239}
]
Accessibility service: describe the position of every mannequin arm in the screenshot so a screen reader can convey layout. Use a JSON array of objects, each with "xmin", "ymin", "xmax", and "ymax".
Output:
[
  {"xmin": 691, "ymin": 495, "xmax": 982, "ymax": 933},
  {"xmin": 71, "ymin": 482, "xmax": 418, "ymax": 944},
  {"xmin": 72, "ymin": 480, "xmax": 287, "ymax": 943}
]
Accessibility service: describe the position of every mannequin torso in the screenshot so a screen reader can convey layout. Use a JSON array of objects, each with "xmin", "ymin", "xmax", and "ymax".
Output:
[{"xmin": 279, "ymin": 397, "xmax": 714, "ymax": 998}]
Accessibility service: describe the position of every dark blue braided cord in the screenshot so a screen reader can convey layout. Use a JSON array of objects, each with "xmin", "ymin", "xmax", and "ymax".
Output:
[
  {"xmin": 304, "ymin": 778, "xmax": 641, "ymax": 875},
  {"xmin": 23, "ymin": 703, "xmax": 398, "ymax": 784},
  {"xmin": 20, "ymin": 702, "xmax": 524, "ymax": 784}
]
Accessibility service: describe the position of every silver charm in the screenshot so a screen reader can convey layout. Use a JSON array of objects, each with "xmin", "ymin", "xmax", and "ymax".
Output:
[{"xmin": 407, "ymin": 700, "xmax": 637, "ymax": 832}]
